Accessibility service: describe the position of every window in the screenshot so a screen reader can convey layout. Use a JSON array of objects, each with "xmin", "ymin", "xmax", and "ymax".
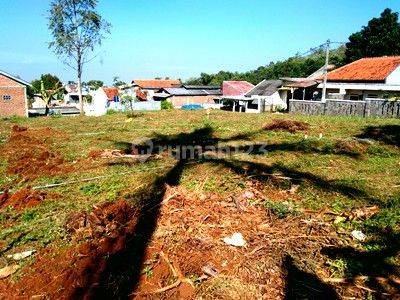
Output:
[
  {"xmin": 349, "ymin": 94, "xmax": 362, "ymax": 101},
  {"xmin": 2, "ymin": 95, "xmax": 11, "ymax": 101}
]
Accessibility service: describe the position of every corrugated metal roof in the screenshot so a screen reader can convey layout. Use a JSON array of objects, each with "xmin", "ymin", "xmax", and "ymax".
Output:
[
  {"xmin": 183, "ymin": 85, "xmax": 220, "ymax": 90},
  {"xmin": 222, "ymin": 81, "xmax": 254, "ymax": 96},
  {"xmin": 245, "ymin": 80, "xmax": 282, "ymax": 96},
  {"xmin": 163, "ymin": 87, "xmax": 221, "ymax": 96}
]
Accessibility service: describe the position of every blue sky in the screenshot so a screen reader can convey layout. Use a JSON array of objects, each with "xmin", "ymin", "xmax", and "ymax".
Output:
[{"xmin": 1, "ymin": 0, "xmax": 400, "ymax": 85}]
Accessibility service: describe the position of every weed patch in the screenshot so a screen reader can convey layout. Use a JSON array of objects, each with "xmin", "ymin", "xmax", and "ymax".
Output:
[
  {"xmin": 264, "ymin": 119, "xmax": 309, "ymax": 133},
  {"xmin": 264, "ymin": 200, "xmax": 299, "ymax": 219}
]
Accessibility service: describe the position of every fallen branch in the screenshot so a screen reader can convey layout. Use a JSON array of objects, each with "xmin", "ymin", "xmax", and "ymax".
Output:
[
  {"xmin": 131, "ymin": 251, "xmax": 195, "ymax": 296},
  {"xmin": 160, "ymin": 250, "xmax": 178, "ymax": 278},
  {"xmin": 132, "ymin": 279, "xmax": 181, "ymax": 295},
  {"xmin": 0, "ymin": 165, "xmax": 169, "ymax": 195},
  {"xmin": 324, "ymin": 276, "xmax": 400, "ymax": 285},
  {"xmin": 247, "ymin": 174, "xmax": 292, "ymax": 180}
]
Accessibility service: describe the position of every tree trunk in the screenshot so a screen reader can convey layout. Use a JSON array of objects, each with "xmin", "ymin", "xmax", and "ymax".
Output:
[
  {"xmin": 77, "ymin": 54, "xmax": 84, "ymax": 115},
  {"xmin": 45, "ymin": 104, "xmax": 50, "ymax": 116},
  {"xmin": 77, "ymin": 77, "xmax": 84, "ymax": 115}
]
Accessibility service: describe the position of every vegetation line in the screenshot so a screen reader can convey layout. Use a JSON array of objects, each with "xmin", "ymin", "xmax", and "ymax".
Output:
[{"xmin": 0, "ymin": 166, "xmax": 169, "ymax": 195}]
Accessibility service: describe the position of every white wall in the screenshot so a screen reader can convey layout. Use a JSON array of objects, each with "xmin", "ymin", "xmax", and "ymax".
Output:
[
  {"xmin": 386, "ymin": 65, "xmax": 400, "ymax": 85},
  {"xmin": 84, "ymin": 88, "xmax": 108, "ymax": 116},
  {"xmin": 250, "ymin": 91, "xmax": 287, "ymax": 110}
]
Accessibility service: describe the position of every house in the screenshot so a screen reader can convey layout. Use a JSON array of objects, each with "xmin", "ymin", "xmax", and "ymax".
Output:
[
  {"xmin": 280, "ymin": 65, "xmax": 335, "ymax": 101},
  {"xmin": 85, "ymin": 87, "xmax": 120, "ymax": 116},
  {"xmin": 0, "ymin": 70, "xmax": 30, "ymax": 117},
  {"xmin": 245, "ymin": 80, "xmax": 287, "ymax": 112},
  {"xmin": 154, "ymin": 85, "xmax": 222, "ymax": 108},
  {"xmin": 122, "ymin": 79, "xmax": 182, "ymax": 101},
  {"xmin": 319, "ymin": 56, "xmax": 400, "ymax": 100},
  {"xmin": 222, "ymin": 81, "xmax": 254, "ymax": 96},
  {"xmin": 64, "ymin": 82, "xmax": 89, "ymax": 106}
]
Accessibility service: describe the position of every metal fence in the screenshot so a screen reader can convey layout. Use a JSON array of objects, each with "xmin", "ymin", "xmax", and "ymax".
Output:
[{"xmin": 289, "ymin": 98, "xmax": 400, "ymax": 118}]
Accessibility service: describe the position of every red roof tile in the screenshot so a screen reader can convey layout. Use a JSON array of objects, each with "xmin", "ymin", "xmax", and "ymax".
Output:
[
  {"xmin": 132, "ymin": 79, "xmax": 182, "ymax": 89},
  {"xmin": 136, "ymin": 89, "xmax": 147, "ymax": 101},
  {"xmin": 222, "ymin": 81, "xmax": 254, "ymax": 96},
  {"xmin": 102, "ymin": 87, "xmax": 119, "ymax": 101},
  {"xmin": 327, "ymin": 56, "xmax": 400, "ymax": 82}
]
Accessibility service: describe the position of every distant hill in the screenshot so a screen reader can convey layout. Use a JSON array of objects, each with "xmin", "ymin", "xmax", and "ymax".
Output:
[{"xmin": 185, "ymin": 46, "xmax": 346, "ymax": 86}]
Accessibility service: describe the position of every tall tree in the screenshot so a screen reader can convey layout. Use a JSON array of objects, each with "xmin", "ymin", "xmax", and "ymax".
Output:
[
  {"xmin": 345, "ymin": 8, "xmax": 400, "ymax": 62},
  {"xmin": 113, "ymin": 76, "xmax": 127, "ymax": 87},
  {"xmin": 85, "ymin": 79, "xmax": 104, "ymax": 90},
  {"xmin": 48, "ymin": 0, "xmax": 111, "ymax": 114}
]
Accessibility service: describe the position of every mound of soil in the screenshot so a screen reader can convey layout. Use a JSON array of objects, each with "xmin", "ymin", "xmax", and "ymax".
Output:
[
  {"xmin": 65, "ymin": 199, "xmax": 137, "ymax": 240},
  {"xmin": 1, "ymin": 125, "xmax": 72, "ymax": 180},
  {"xmin": 264, "ymin": 119, "xmax": 310, "ymax": 133},
  {"xmin": 334, "ymin": 139, "xmax": 366, "ymax": 157},
  {"xmin": 0, "ymin": 200, "xmax": 139, "ymax": 299},
  {"xmin": 0, "ymin": 188, "xmax": 49, "ymax": 210}
]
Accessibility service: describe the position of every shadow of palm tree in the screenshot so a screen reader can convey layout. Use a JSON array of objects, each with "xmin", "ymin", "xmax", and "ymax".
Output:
[
  {"xmin": 78, "ymin": 124, "xmax": 391, "ymax": 298},
  {"xmin": 357, "ymin": 125, "xmax": 400, "ymax": 146},
  {"xmin": 321, "ymin": 229, "xmax": 400, "ymax": 298},
  {"xmin": 284, "ymin": 255, "xmax": 339, "ymax": 300}
]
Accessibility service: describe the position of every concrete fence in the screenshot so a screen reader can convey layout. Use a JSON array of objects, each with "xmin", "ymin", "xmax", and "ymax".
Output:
[
  {"xmin": 108, "ymin": 101, "xmax": 161, "ymax": 112},
  {"xmin": 289, "ymin": 98, "xmax": 400, "ymax": 118}
]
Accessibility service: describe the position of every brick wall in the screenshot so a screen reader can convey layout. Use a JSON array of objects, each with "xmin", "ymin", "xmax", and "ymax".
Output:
[
  {"xmin": 0, "ymin": 74, "xmax": 27, "ymax": 117},
  {"xmin": 170, "ymin": 95, "xmax": 216, "ymax": 107}
]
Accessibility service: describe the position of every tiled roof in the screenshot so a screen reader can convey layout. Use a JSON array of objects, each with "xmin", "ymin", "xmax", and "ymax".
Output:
[
  {"xmin": 136, "ymin": 89, "xmax": 147, "ymax": 101},
  {"xmin": 132, "ymin": 79, "xmax": 182, "ymax": 89},
  {"xmin": 222, "ymin": 81, "xmax": 254, "ymax": 96},
  {"xmin": 327, "ymin": 56, "xmax": 400, "ymax": 82},
  {"xmin": 102, "ymin": 87, "xmax": 119, "ymax": 101}
]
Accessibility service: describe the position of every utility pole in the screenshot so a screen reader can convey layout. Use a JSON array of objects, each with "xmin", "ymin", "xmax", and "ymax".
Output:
[{"xmin": 321, "ymin": 39, "xmax": 330, "ymax": 103}]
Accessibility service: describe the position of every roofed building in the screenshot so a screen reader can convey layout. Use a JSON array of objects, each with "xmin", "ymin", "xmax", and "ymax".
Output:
[
  {"xmin": 122, "ymin": 79, "xmax": 183, "ymax": 101},
  {"xmin": 132, "ymin": 79, "xmax": 182, "ymax": 90},
  {"xmin": 222, "ymin": 81, "xmax": 254, "ymax": 96},
  {"xmin": 155, "ymin": 86, "xmax": 222, "ymax": 108},
  {"xmin": 0, "ymin": 70, "xmax": 30, "ymax": 117},
  {"xmin": 245, "ymin": 80, "xmax": 287, "ymax": 111},
  {"xmin": 319, "ymin": 56, "xmax": 400, "ymax": 100},
  {"xmin": 85, "ymin": 87, "xmax": 120, "ymax": 116}
]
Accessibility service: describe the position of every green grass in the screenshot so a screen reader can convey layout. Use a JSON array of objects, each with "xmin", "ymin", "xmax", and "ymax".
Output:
[{"xmin": 0, "ymin": 110, "xmax": 399, "ymax": 277}]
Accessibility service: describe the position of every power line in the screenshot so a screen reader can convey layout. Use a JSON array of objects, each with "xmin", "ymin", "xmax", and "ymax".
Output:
[{"xmin": 298, "ymin": 40, "xmax": 346, "ymax": 57}]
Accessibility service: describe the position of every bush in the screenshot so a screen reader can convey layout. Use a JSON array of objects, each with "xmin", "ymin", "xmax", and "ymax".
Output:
[
  {"xmin": 84, "ymin": 95, "xmax": 93, "ymax": 104},
  {"xmin": 161, "ymin": 100, "xmax": 173, "ymax": 110},
  {"xmin": 264, "ymin": 200, "xmax": 299, "ymax": 219},
  {"xmin": 106, "ymin": 109, "xmax": 119, "ymax": 115}
]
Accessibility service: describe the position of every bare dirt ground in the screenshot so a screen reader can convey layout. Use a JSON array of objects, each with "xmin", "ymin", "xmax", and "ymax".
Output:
[{"xmin": 0, "ymin": 112, "xmax": 399, "ymax": 299}]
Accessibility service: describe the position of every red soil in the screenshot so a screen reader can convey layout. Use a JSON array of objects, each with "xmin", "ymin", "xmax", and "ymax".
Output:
[
  {"xmin": 0, "ymin": 188, "xmax": 50, "ymax": 210},
  {"xmin": 1, "ymin": 125, "xmax": 72, "ymax": 180},
  {"xmin": 0, "ymin": 200, "xmax": 139, "ymax": 299}
]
